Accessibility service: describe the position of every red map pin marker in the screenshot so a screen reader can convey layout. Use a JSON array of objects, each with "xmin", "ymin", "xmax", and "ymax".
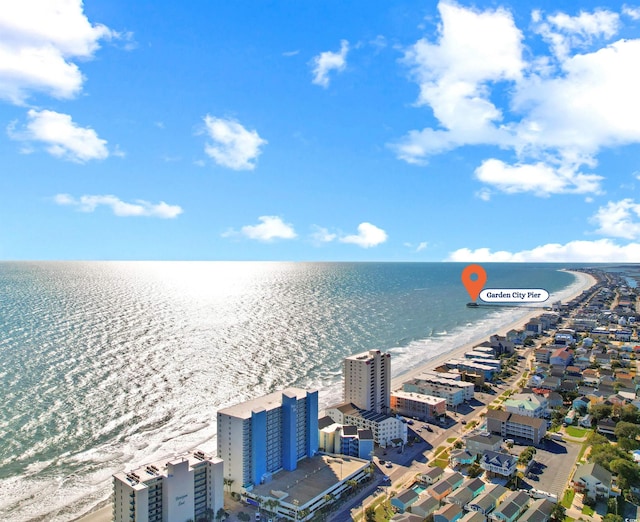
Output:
[{"xmin": 461, "ymin": 264, "xmax": 487, "ymax": 301}]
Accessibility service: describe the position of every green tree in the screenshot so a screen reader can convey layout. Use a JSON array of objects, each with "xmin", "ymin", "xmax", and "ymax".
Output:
[
  {"xmin": 550, "ymin": 502, "xmax": 566, "ymax": 521},
  {"xmin": 591, "ymin": 403, "xmax": 613, "ymax": 421},
  {"xmin": 602, "ymin": 515, "xmax": 623, "ymax": 522},
  {"xmin": 365, "ymin": 506, "xmax": 376, "ymax": 522},
  {"xmin": 621, "ymin": 404, "xmax": 640, "ymax": 423},
  {"xmin": 215, "ymin": 508, "xmax": 226, "ymax": 521},
  {"xmin": 610, "ymin": 459, "xmax": 640, "ymax": 492}
]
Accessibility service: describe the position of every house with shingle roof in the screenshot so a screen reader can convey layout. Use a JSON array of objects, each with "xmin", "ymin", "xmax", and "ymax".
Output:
[
  {"xmin": 411, "ymin": 495, "xmax": 440, "ymax": 519},
  {"xmin": 480, "ymin": 451, "xmax": 517, "ymax": 478},
  {"xmin": 491, "ymin": 490, "xmax": 530, "ymax": 522},
  {"xmin": 518, "ymin": 498, "xmax": 555, "ymax": 522},
  {"xmin": 572, "ymin": 462, "xmax": 613, "ymax": 500},
  {"xmin": 466, "ymin": 484, "xmax": 508, "ymax": 515}
]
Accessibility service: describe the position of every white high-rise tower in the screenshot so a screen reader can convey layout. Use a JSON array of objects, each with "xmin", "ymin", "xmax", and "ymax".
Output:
[{"xmin": 343, "ymin": 349, "xmax": 390, "ymax": 414}]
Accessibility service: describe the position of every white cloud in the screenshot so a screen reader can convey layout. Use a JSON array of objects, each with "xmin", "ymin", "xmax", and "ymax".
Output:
[
  {"xmin": 54, "ymin": 194, "xmax": 183, "ymax": 218},
  {"xmin": 340, "ymin": 222, "xmax": 387, "ymax": 248},
  {"xmin": 623, "ymin": 5, "xmax": 640, "ymax": 20},
  {"xmin": 393, "ymin": 3, "xmax": 640, "ymax": 198},
  {"xmin": 282, "ymin": 50, "xmax": 299, "ymax": 57},
  {"xmin": 239, "ymin": 216, "xmax": 296, "ymax": 242},
  {"xmin": 474, "ymin": 159, "xmax": 603, "ymax": 196},
  {"xmin": 534, "ymin": 9, "xmax": 620, "ymax": 60},
  {"xmin": 0, "ymin": 0, "xmax": 116, "ymax": 104},
  {"xmin": 311, "ymin": 40, "xmax": 349, "ymax": 88},
  {"xmin": 9, "ymin": 109, "xmax": 109, "ymax": 162},
  {"xmin": 447, "ymin": 239, "xmax": 640, "ymax": 262},
  {"xmin": 475, "ymin": 188, "xmax": 492, "ymax": 201},
  {"xmin": 392, "ymin": 1, "xmax": 523, "ymax": 162},
  {"xmin": 310, "ymin": 225, "xmax": 337, "ymax": 244},
  {"xmin": 416, "ymin": 241, "xmax": 428, "ymax": 252},
  {"xmin": 591, "ymin": 199, "xmax": 640, "ymax": 239},
  {"xmin": 203, "ymin": 115, "xmax": 267, "ymax": 170}
]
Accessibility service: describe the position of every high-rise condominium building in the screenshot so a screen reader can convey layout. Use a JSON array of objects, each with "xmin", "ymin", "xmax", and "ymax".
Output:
[
  {"xmin": 113, "ymin": 450, "xmax": 223, "ymax": 522},
  {"xmin": 343, "ymin": 349, "xmax": 390, "ymax": 414},
  {"xmin": 217, "ymin": 388, "xmax": 319, "ymax": 493}
]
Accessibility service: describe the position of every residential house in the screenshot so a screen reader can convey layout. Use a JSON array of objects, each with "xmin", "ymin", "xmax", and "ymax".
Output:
[
  {"xmin": 572, "ymin": 462, "xmax": 613, "ymax": 500},
  {"xmin": 480, "ymin": 451, "xmax": 517, "ymax": 478},
  {"xmin": 428, "ymin": 472, "xmax": 464, "ymax": 501},
  {"xmin": 446, "ymin": 478, "xmax": 486, "ymax": 507},
  {"xmin": 572, "ymin": 396, "xmax": 590, "ymax": 412},
  {"xmin": 411, "ymin": 495, "xmax": 440, "ymax": 519},
  {"xmin": 420, "ymin": 466, "xmax": 445, "ymax": 486},
  {"xmin": 450, "ymin": 449, "xmax": 476, "ymax": 467},
  {"xmin": 534, "ymin": 349, "xmax": 551, "ymax": 364},
  {"xmin": 525, "ymin": 319, "xmax": 543, "ymax": 335},
  {"xmin": 465, "ymin": 433, "xmax": 504, "ymax": 456},
  {"xmin": 504, "ymin": 394, "xmax": 547, "ymax": 418},
  {"xmin": 582, "ymin": 369, "xmax": 600, "ymax": 387},
  {"xmin": 550, "ymin": 348, "xmax": 572, "ymax": 368},
  {"xmin": 434, "ymin": 503, "xmax": 464, "ymax": 522},
  {"xmin": 467, "ymin": 485, "xmax": 509, "ymax": 516},
  {"xmin": 518, "ymin": 498, "xmax": 555, "ymax": 522},
  {"xmin": 391, "ymin": 488, "xmax": 420, "ymax": 513},
  {"xmin": 490, "ymin": 490, "xmax": 530, "ymax": 522},
  {"xmin": 458, "ymin": 512, "xmax": 486, "ymax": 522}
]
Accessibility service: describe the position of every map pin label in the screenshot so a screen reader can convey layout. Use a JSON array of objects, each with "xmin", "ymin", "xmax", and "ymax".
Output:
[{"xmin": 461, "ymin": 264, "xmax": 487, "ymax": 301}]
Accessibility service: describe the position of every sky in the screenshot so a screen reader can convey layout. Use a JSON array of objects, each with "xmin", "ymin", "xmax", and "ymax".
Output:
[{"xmin": 2, "ymin": 1, "xmax": 640, "ymax": 262}]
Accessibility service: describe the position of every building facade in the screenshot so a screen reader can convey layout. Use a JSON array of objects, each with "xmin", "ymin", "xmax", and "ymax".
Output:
[
  {"xmin": 390, "ymin": 390, "xmax": 447, "ymax": 420},
  {"xmin": 217, "ymin": 388, "xmax": 319, "ymax": 493},
  {"xmin": 485, "ymin": 410, "xmax": 547, "ymax": 445},
  {"xmin": 325, "ymin": 402, "xmax": 407, "ymax": 446},
  {"xmin": 113, "ymin": 450, "xmax": 223, "ymax": 522},
  {"xmin": 343, "ymin": 349, "xmax": 391, "ymax": 414}
]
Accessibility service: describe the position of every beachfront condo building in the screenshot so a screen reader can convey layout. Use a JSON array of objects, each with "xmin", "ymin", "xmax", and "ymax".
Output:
[
  {"xmin": 343, "ymin": 349, "xmax": 390, "ymax": 414},
  {"xmin": 403, "ymin": 372, "xmax": 474, "ymax": 407},
  {"xmin": 325, "ymin": 402, "xmax": 407, "ymax": 447},
  {"xmin": 217, "ymin": 388, "xmax": 319, "ymax": 493},
  {"xmin": 113, "ymin": 450, "xmax": 223, "ymax": 522},
  {"xmin": 390, "ymin": 390, "xmax": 447, "ymax": 420},
  {"xmin": 485, "ymin": 410, "xmax": 547, "ymax": 445}
]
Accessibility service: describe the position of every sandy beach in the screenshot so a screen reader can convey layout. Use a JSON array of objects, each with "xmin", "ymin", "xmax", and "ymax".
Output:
[{"xmin": 390, "ymin": 269, "xmax": 597, "ymax": 391}]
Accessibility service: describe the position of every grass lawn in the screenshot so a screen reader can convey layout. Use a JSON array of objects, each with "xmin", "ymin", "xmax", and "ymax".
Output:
[
  {"xmin": 561, "ymin": 489, "xmax": 575, "ymax": 509},
  {"xmin": 566, "ymin": 426, "xmax": 589, "ymax": 438},
  {"xmin": 433, "ymin": 458, "xmax": 449, "ymax": 468},
  {"xmin": 581, "ymin": 505, "xmax": 595, "ymax": 516},
  {"xmin": 447, "ymin": 437, "xmax": 457, "ymax": 443},
  {"xmin": 434, "ymin": 446, "xmax": 446, "ymax": 456},
  {"xmin": 576, "ymin": 442, "xmax": 589, "ymax": 464}
]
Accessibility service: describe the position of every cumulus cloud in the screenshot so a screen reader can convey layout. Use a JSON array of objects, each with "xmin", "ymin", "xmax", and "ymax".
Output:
[
  {"xmin": 392, "ymin": 2, "xmax": 640, "ymax": 198},
  {"xmin": 311, "ymin": 40, "xmax": 349, "ymax": 88},
  {"xmin": 54, "ymin": 194, "xmax": 183, "ymax": 218},
  {"xmin": 9, "ymin": 109, "xmax": 109, "ymax": 162},
  {"xmin": 392, "ymin": 1, "xmax": 523, "ymax": 162},
  {"xmin": 533, "ymin": 9, "xmax": 620, "ymax": 60},
  {"xmin": 0, "ymin": 0, "xmax": 116, "ymax": 104},
  {"xmin": 447, "ymin": 239, "xmax": 640, "ymax": 262},
  {"xmin": 239, "ymin": 216, "xmax": 296, "ymax": 242},
  {"xmin": 474, "ymin": 159, "xmax": 603, "ymax": 196},
  {"xmin": 310, "ymin": 225, "xmax": 337, "ymax": 244},
  {"xmin": 203, "ymin": 115, "xmax": 267, "ymax": 170},
  {"xmin": 591, "ymin": 199, "xmax": 640, "ymax": 239},
  {"xmin": 623, "ymin": 5, "xmax": 640, "ymax": 20},
  {"xmin": 339, "ymin": 222, "xmax": 387, "ymax": 248}
]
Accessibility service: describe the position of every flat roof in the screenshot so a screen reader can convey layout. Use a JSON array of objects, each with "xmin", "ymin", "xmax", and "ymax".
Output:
[
  {"xmin": 391, "ymin": 390, "xmax": 447, "ymax": 405},
  {"xmin": 218, "ymin": 388, "xmax": 315, "ymax": 419},
  {"xmin": 251, "ymin": 454, "xmax": 369, "ymax": 507}
]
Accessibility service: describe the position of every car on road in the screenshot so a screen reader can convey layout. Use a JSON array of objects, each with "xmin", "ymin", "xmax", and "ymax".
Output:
[
  {"xmin": 379, "ymin": 459, "xmax": 386, "ymax": 464},
  {"xmin": 425, "ymin": 426, "xmax": 433, "ymax": 432},
  {"xmin": 461, "ymin": 420, "xmax": 467, "ymax": 424},
  {"xmin": 385, "ymin": 462, "xmax": 392, "ymax": 468}
]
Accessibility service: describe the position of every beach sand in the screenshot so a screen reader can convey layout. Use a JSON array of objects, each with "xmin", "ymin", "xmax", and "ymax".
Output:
[
  {"xmin": 74, "ymin": 270, "xmax": 597, "ymax": 522},
  {"xmin": 390, "ymin": 269, "xmax": 597, "ymax": 390}
]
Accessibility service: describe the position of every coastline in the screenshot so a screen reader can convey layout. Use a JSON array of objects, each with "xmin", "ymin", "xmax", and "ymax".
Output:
[
  {"xmin": 74, "ymin": 270, "xmax": 596, "ymax": 522},
  {"xmin": 390, "ymin": 269, "xmax": 596, "ymax": 390}
]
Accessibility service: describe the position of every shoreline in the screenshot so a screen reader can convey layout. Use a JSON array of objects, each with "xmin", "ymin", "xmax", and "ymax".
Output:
[
  {"xmin": 390, "ymin": 269, "xmax": 597, "ymax": 390},
  {"xmin": 74, "ymin": 270, "xmax": 597, "ymax": 522}
]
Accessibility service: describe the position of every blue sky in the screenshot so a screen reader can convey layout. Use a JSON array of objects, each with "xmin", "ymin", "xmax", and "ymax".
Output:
[{"xmin": 2, "ymin": 1, "xmax": 640, "ymax": 261}]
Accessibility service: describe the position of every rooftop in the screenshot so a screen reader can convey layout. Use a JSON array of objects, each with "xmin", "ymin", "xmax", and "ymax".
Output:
[
  {"xmin": 251, "ymin": 454, "xmax": 369, "ymax": 507},
  {"xmin": 218, "ymin": 388, "xmax": 315, "ymax": 419}
]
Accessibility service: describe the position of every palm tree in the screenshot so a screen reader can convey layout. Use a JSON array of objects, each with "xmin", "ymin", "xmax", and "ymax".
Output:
[{"xmin": 223, "ymin": 477, "xmax": 234, "ymax": 493}]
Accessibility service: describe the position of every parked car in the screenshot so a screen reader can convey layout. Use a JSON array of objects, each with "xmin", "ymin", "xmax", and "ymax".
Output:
[{"xmin": 385, "ymin": 462, "xmax": 392, "ymax": 468}]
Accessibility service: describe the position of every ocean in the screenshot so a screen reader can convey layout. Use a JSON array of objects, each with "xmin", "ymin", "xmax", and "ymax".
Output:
[{"xmin": 0, "ymin": 262, "xmax": 578, "ymax": 521}]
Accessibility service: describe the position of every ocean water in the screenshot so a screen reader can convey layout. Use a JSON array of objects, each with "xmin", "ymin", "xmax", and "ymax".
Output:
[{"xmin": 0, "ymin": 262, "xmax": 577, "ymax": 521}]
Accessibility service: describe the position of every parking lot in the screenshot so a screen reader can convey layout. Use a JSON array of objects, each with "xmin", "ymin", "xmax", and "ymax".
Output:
[{"xmin": 513, "ymin": 439, "xmax": 582, "ymax": 497}]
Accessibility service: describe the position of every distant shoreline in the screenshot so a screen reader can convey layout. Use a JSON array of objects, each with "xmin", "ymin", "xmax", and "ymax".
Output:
[{"xmin": 390, "ymin": 269, "xmax": 597, "ymax": 391}]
